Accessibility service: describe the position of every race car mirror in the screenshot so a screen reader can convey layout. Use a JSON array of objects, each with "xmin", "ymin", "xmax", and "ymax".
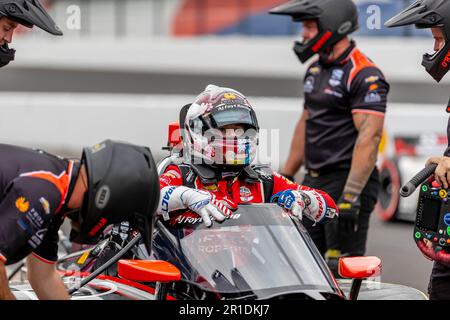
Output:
[
  {"xmin": 338, "ymin": 256, "xmax": 382, "ymax": 300},
  {"xmin": 338, "ymin": 256, "xmax": 382, "ymax": 279},
  {"xmin": 414, "ymin": 180, "xmax": 450, "ymax": 252},
  {"xmin": 118, "ymin": 260, "xmax": 181, "ymax": 283},
  {"xmin": 163, "ymin": 122, "xmax": 182, "ymax": 151}
]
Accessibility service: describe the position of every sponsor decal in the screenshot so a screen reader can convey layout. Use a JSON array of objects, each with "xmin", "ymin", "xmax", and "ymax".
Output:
[
  {"xmin": 337, "ymin": 21, "xmax": 352, "ymax": 35},
  {"xmin": 161, "ymin": 186, "xmax": 176, "ymax": 220},
  {"xmin": 364, "ymin": 91, "xmax": 382, "ymax": 103},
  {"xmin": 88, "ymin": 217, "xmax": 108, "ymax": 236},
  {"xmin": 332, "ymin": 69, "xmax": 344, "ymax": 80},
  {"xmin": 171, "ymin": 212, "xmax": 241, "ymax": 226},
  {"xmin": 165, "ymin": 171, "xmax": 181, "ymax": 180},
  {"xmin": 254, "ymin": 168, "xmax": 272, "ymax": 180},
  {"xmin": 304, "ymin": 76, "xmax": 315, "ymax": 93},
  {"xmin": 204, "ymin": 184, "xmax": 218, "ymax": 192},
  {"xmin": 28, "ymin": 229, "xmax": 47, "ymax": 249},
  {"xmin": 441, "ymin": 49, "xmax": 450, "ymax": 68},
  {"xmin": 16, "ymin": 197, "xmax": 30, "ymax": 213},
  {"xmin": 90, "ymin": 142, "xmax": 106, "ymax": 154},
  {"xmin": 223, "ymin": 92, "xmax": 237, "ymax": 100},
  {"xmin": 329, "ymin": 69, "xmax": 344, "ymax": 87},
  {"xmin": 240, "ymin": 186, "xmax": 254, "ymax": 202},
  {"xmin": 314, "ymin": 193, "xmax": 325, "ymax": 221},
  {"xmin": 369, "ymin": 84, "xmax": 379, "ymax": 91},
  {"xmin": 324, "ymin": 88, "xmax": 343, "ymax": 98},
  {"xmin": 39, "ymin": 197, "xmax": 51, "ymax": 215},
  {"xmin": 309, "ymin": 66, "xmax": 321, "ymax": 75},
  {"xmin": 95, "ymin": 185, "xmax": 110, "ymax": 209},
  {"xmin": 25, "ymin": 208, "xmax": 44, "ymax": 229},
  {"xmin": 365, "ymin": 76, "xmax": 379, "ymax": 83}
]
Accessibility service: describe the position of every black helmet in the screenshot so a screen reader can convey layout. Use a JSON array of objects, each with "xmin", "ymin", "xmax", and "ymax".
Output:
[
  {"xmin": 269, "ymin": 0, "xmax": 359, "ymax": 63},
  {"xmin": 385, "ymin": 0, "xmax": 450, "ymax": 82},
  {"xmin": 70, "ymin": 140, "xmax": 160, "ymax": 253},
  {"xmin": 0, "ymin": 0, "xmax": 63, "ymax": 68}
]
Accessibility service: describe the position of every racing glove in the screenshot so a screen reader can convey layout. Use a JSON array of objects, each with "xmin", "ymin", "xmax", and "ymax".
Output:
[
  {"xmin": 270, "ymin": 189, "xmax": 332, "ymax": 223},
  {"xmin": 337, "ymin": 193, "xmax": 361, "ymax": 235},
  {"xmin": 157, "ymin": 186, "xmax": 234, "ymax": 227},
  {"xmin": 417, "ymin": 239, "xmax": 450, "ymax": 267}
]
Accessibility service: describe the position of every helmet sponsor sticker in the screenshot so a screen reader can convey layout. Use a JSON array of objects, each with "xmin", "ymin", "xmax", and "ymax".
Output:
[
  {"xmin": 337, "ymin": 21, "xmax": 353, "ymax": 35},
  {"xmin": 223, "ymin": 92, "xmax": 237, "ymax": 100},
  {"xmin": 90, "ymin": 142, "xmax": 106, "ymax": 154},
  {"xmin": 95, "ymin": 185, "xmax": 110, "ymax": 209}
]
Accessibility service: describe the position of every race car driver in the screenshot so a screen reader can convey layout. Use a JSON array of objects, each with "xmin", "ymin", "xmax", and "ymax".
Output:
[
  {"xmin": 156, "ymin": 84, "xmax": 338, "ymax": 228},
  {"xmin": 0, "ymin": 0, "xmax": 62, "ymax": 68},
  {"xmin": 385, "ymin": 0, "xmax": 450, "ymax": 300},
  {"xmin": 269, "ymin": 0, "xmax": 389, "ymax": 270},
  {"xmin": 0, "ymin": 140, "xmax": 160, "ymax": 300}
]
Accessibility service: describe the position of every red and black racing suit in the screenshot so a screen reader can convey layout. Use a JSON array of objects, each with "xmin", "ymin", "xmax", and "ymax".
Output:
[
  {"xmin": 159, "ymin": 163, "xmax": 337, "ymax": 223},
  {"xmin": 0, "ymin": 144, "xmax": 79, "ymax": 265}
]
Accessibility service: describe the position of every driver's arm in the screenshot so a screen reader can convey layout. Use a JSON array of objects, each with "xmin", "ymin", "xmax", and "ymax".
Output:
[
  {"xmin": 27, "ymin": 254, "xmax": 69, "ymax": 300},
  {"xmin": 0, "ymin": 260, "xmax": 15, "ymax": 300}
]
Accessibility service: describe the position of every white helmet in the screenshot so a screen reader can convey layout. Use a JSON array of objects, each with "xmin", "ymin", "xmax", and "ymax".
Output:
[{"xmin": 183, "ymin": 85, "xmax": 259, "ymax": 170}]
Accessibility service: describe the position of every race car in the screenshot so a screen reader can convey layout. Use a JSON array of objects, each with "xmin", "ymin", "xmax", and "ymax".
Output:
[
  {"xmin": 9, "ymin": 203, "xmax": 427, "ymax": 300},
  {"xmin": 375, "ymin": 132, "xmax": 447, "ymax": 222},
  {"xmin": 7, "ymin": 114, "xmax": 428, "ymax": 300}
]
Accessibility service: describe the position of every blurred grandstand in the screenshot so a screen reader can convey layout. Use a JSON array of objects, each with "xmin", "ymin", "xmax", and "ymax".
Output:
[{"xmin": 25, "ymin": 0, "xmax": 428, "ymax": 38}]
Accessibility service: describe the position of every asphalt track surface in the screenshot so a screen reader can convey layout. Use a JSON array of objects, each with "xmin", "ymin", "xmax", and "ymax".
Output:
[
  {"xmin": 0, "ymin": 67, "xmax": 449, "ymax": 105},
  {"xmin": 366, "ymin": 213, "xmax": 433, "ymax": 295}
]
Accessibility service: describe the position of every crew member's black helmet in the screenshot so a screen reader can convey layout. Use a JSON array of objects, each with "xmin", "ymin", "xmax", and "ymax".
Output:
[
  {"xmin": 269, "ymin": 0, "xmax": 359, "ymax": 63},
  {"xmin": 70, "ymin": 140, "xmax": 160, "ymax": 253},
  {"xmin": 385, "ymin": 0, "xmax": 450, "ymax": 83},
  {"xmin": 0, "ymin": 0, "xmax": 63, "ymax": 67}
]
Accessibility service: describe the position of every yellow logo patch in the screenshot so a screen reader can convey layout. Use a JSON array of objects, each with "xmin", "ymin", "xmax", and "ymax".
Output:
[
  {"xmin": 338, "ymin": 203, "xmax": 352, "ymax": 210},
  {"xmin": 39, "ymin": 197, "xmax": 51, "ymax": 215},
  {"xmin": 223, "ymin": 92, "xmax": 236, "ymax": 100},
  {"xmin": 16, "ymin": 197, "xmax": 30, "ymax": 213},
  {"xmin": 310, "ymin": 67, "xmax": 321, "ymax": 75}
]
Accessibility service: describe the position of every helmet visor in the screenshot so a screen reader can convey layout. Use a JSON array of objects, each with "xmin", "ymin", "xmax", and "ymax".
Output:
[{"xmin": 208, "ymin": 106, "xmax": 259, "ymax": 130}]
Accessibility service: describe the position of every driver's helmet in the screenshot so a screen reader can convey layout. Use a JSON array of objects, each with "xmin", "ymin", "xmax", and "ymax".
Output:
[
  {"xmin": 385, "ymin": 0, "xmax": 450, "ymax": 82},
  {"xmin": 69, "ymin": 140, "xmax": 160, "ymax": 253},
  {"xmin": 183, "ymin": 84, "xmax": 259, "ymax": 170},
  {"xmin": 269, "ymin": 0, "xmax": 359, "ymax": 63},
  {"xmin": 0, "ymin": 0, "xmax": 63, "ymax": 68}
]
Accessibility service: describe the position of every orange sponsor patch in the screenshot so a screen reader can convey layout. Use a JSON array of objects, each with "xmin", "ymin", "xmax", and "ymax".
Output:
[
  {"xmin": 369, "ymin": 84, "xmax": 379, "ymax": 91},
  {"xmin": 16, "ymin": 197, "xmax": 30, "ymax": 213}
]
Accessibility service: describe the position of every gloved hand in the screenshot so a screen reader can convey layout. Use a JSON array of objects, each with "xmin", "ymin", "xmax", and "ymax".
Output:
[
  {"xmin": 158, "ymin": 186, "xmax": 234, "ymax": 227},
  {"xmin": 337, "ymin": 193, "xmax": 361, "ymax": 235},
  {"xmin": 417, "ymin": 239, "xmax": 450, "ymax": 267},
  {"xmin": 270, "ymin": 189, "xmax": 330, "ymax": 223}
]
